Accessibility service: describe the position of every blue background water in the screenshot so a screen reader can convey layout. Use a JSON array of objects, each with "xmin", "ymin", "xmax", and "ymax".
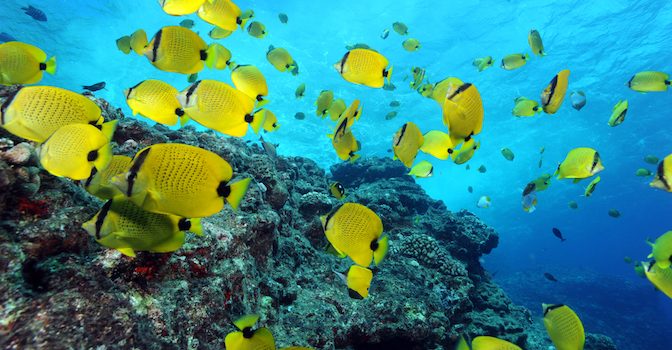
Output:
[{"xmin": 2, "ymin": 0, "xmax": 671, "ymax": 348}]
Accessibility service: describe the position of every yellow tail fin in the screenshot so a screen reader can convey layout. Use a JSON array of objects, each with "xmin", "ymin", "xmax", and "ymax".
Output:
[
  {"xmin": 130, "ymin": 29, "xmax": 148, "ymax": 55},
  {"xmin": 189, "ymin": 218, "xmax": 203, "ymax": 236},
  {"xmin": 373, "ymin": 235, "xmax": 389, "ymax": 265},
  {"xmin": 179, "ymin": 113, "xmax": 190, "ymax": 127},
  {"xmin": 100, "ymin": 120, "xmax": 118, "ymax": 141},
  {"xmin": 94, "ymin": 142, "xmax": 113, "ymax": 173},
  {"xmin": 385, "ymin": 65, "xmax": 394, "ymax": 84},
  {"xmin": 44, "ymin": 56, "xmax": 57, "ymax": 75},
  {"xmin": 238, "ymin": 17, "xmax": 249, "ymax": 31},
  {"xmin": 255, "ymin": 98, "xmax": 270, "ymax": 108},
  {"xmin": 226, "ymin": 177, "xmax": 251, "ymax": 210},
  {"xmin": 248, "ymin": 112, "xmax": 266, "ymax": 134},
  {"xmin": 233, "ymin": 314, "xmax": 259, "ymax": 331}
]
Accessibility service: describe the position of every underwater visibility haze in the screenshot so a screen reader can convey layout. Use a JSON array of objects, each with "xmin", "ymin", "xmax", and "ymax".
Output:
[{"xmin": 1, "ymin": 0, "xmax": 672, "ymax": 349}]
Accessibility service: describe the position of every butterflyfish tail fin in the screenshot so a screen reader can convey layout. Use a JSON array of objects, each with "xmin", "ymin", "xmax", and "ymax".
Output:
[
  {"xmin": 224, "ymin": 177, "xmax": 251, "ymax": 210},
  {"xmin": 373, "ymin": 235, "xmax": 389, "ymax": 265},
  {"xmin": 44, "ymin": 56, "xmax": 57, "ymax": 75},
  {"xmin": 248, "ymin": 112, "xmax": 266, "ymax": 134}
]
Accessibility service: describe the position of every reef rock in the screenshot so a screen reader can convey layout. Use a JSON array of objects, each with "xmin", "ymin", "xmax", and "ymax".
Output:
[{"xmin": 0, "ymin": 88, "xmax": 615, "ymax": 349}]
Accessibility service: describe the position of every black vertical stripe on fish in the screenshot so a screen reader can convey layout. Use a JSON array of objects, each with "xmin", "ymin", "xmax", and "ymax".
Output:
[
  {"xmin": 126, "ymin": 80, "xmax": 144, "ymax": 99},
  {"xmin": 84, "ymin": 168, "xmax": 98, "ymax": 187},
  {"xmin": 151, "ymin": 29, "xmax": 163, "ymax": 63},
  {"xmin": 334, "ymin": 117, "xmax": 348, "ymax": 139},
  {"xmin": 394, "ymin": 123, "xmax": 408, "ymax": 147},
  {"xmin": 127, "ymin": 147, "xmax": 151, "ymax": 196},
  {"xmin": 348, "ymin": 288, "xmax": 364, "ymax": 299},
  {"xmin": 323, "ymin": 204, "xmax": 343, "ymax": 231},
  {"xmin": 543, "ymin": 75, "xmax": 559, "ymax": 106},
  {"xmin": 199, "ymin": 50, "xmax": 207, "ymax": 61},
  {"xmin": 0, "ymin": 86, "xmax": 21, "ymax": 125},
  {"xmin": 658, "ymin": 160, "xmax": 670, "ymax": 190},
  {"xmin": 591, "ymin": 152, "xmax": 600, "ymax": 173},
  {"xmin": 446, "ymin": 83, "xmax": 472, "ymax": 100},
  {"xmin": 339, "ymin": 51, "xmax": 350, "ymax": 73},
  {"xmin": 184, "ymin": 80, "xmax": 201, "ymax": 105},
  {"xmin": 95, "ymin": 200, "xmax": 113, "ymax": 239},
  {"xmin": 543, "ymin": 303, "xmax": 565, "ymax": 316},
  {"xmin": 39, "ymin": 62, "xmax": 46, "ymax": 71}
]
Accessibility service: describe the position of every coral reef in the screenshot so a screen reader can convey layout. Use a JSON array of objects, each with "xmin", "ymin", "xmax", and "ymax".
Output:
[{"xmin": 0, "ymin": 88, "xmax": 616, "ymax": 349}]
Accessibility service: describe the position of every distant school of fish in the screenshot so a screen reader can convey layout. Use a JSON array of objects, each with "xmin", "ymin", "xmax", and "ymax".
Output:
[{"xmin": 1, "ymin": 1, "xmax": 672, "ymax": 349}]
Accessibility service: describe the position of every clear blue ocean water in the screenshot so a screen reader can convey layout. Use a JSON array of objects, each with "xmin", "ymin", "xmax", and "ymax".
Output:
[{"xmin": 2, "ymin": 0, "xmax": 672, "ymax": 348}]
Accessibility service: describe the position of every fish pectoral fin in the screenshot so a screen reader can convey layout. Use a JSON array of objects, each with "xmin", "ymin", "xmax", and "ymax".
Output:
[
  {"xmin": 150, "ymin": 231, "xmax": 186, "ymax": 253},
  {"xmin": 117, "ymin": 247, "xmax": 137, "ymax": 257}
]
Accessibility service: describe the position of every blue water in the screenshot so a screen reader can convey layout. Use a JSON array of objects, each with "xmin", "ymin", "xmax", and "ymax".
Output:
[{"xmin": 2, "ymin": 0, "xmax": 672, "ymax": 348}]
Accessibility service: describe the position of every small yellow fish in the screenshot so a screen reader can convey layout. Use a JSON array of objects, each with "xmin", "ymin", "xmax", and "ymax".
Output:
[
  {"xmin": 266, "ymin": 45, "xmax": 298, "ymax": 74},
  {"xmin": 334, "ymin": 48, "xmax": 393, "ymax": 88},
  {"xmin": 82, "ymin": 197, "xmax": 202, "ymax": 257},
  {"xmin": 543, "ymin": 304, "xmax": 585, "ymax": 350},
  {"xmin": 643, "ymin": 261, "xmax": 672, "ymax": 299},
  {"xmin": 392, "ymin": 22, "xmax": 408, "ymax": 35},
  {"xmin": 452, "ymin": 138, "xmax": 480, "ymax": 165},
  {"xmin": 541, "ymin": 69, "xmax": 570, "ymax": 114},
  {"xmin": 322, "ymin": 203, "xmax": 388, "ymax": 266},
  {"xmin": 512, "ymin": 97, "xmax": 541, "ymax": 117},
  {"xmin": 259, "ymin": 109, "xmax": 279, "ymax": 132},
  {"xmin": 607, "ymin": 100, "xmax": 627, "ymax": 127},
  {"xmin": 125, "ymin": 79, "xmax": 187, "ymax": 126},
  {"xmin": 225, "ymin": 314, "xmax": 275, "ymax": 350},
  {"xmin": 247, "ymin": 21, "xmax": 266, "ymax": 38},
  {"xmin": 408, "ymin": 160, "xmax": 433, "ymax": 178},
  {"xmin": 647, "ymin": 231, "xmax": 672, "ymax": 269},
  {"xmin": 295, "ymin": 83, "xmax": 306, "ymax": 99},
  {"xmin": 327, "ymin": 99, "xmax": 347, "ymax": 121},
  {"xmin": 392, "ymin": 122, "xmax": 424, "ymax": 168},
  {"xmin": 501, "ymin": 53, "xmax": 529, "ymax": 70},
  {"xmin": 209, "ymin": 27, "xmax": 233, "ymax": 40},
  {"xmin": 315, "ymin": 90, "xmax": 334, "ymax": 117},
  {"xmin": 472, "ymin": 56, "xmax": 494, "ymax": 72},
  {"xmin": 0, "ymin": 41, "xmax": 56, "ymax": 85},
  {"xmin": 419, "ymin": 130, "xmax": 453, "ymax": 160},
  {"xmin": 628, "ymin": 71, "xmax": 670, "ymax": 92},
  {"xmin": 1, "ymin": 86, "xmax": 102, "ymax": 142},
  {"xmin": 402, "ymin": 38, "xmax": 421, "ymax": 52},
  {"xmin": 650, "ymin": 154, "xmax": 672, "ymax": 192},
  {"xmin": 39, "ymin": 121, "xmax": 117, "ymax": 180},
  {"xmin": 331, "ymin": 126, "xmax": 360, "ymax": 162},
  {"xmin": 330, "ymin": 182, "xmax": 345, "ymax": 199},
  {"xmin": 528, "ymin": 29, "xmax": 546, "ymax": 56},
  {"xmin": 116, "ymin": 35, "xmax": 132, "ymax": 54},
  {"xmin": 442, "ymin": 82, "xmax": 484, "ymax": 146},
  {"xmin": 584, "ymin": 176, "xmax": 601, "ymax": 197},
  {"xmin": 556, "ymin": 147, "xmax": 604, "ymax": 180},
  {"xmin": 84, "ymin": 155, "xmax": 132, "ymax": 200},
  {"xmin": 335, "ymin": 99, "xmax": 362, "ymax": 128},
  {"xmin": 197, "ymin": 0, "xmax": 248, "ymax": 32},
  {"xmin": 430, "ymin": 77, "xmax": 462, "ymax": 106},
  {"xmin": 160, "ymin": 0, "xmax": 206, "ymax": 16},
  {"xmin": 230, "ymin": 64, "xmax": 269, "ymax": 106},
  {"xmin": 501, "ymin": 148, "xmax": 514, "ymax": 161},
  {"xmin": 347, "ymin": 265, "xmax": 373, "ymax": 299},
  {"xmin": 111, "ymin": 143, "xmax": 251, "ymax": 218}
]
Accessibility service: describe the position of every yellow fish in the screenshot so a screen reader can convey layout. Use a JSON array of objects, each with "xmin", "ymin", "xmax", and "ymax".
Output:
[
  {"xmin": 209, "ymin": 27, "xmax": 233, "ymax": 40},
  {"xmin": 418, "ymin": 83, "xmax": 434, "ymax": 98},
  {"xmin": 334, "ymin": 99, "xmax": 362, "ymax": 129},
  {"xmin": 266, "ymin": 45, "xmax": 298, "ymax": 74},
  {"xmin": 315, "ymin": 90, "xmax": 334, "ymax": 118},
  {"xmin": 528, "ymin": 29, "xmax": 546, "ymax": 56},
  {"xmin": 331, "ymin": 125, "xmax": 360, "ymax": 162},
  {"xmin": 392, "ymin": 122, "xmax": 424, "ymax": 168},
  {"xmin": 647, "ymin": 231, "xmax": 672, "ymax": 269},
  {"xmin": 160, "ymin": 0, "xmax": 206, "ymax": 16},
  {"xmin": 392, "ymin": 22, "xmax": 408, "ymax": 35},
  {"xmin": 584, "ymin": 176, "xmax": 600, "ymax": 197},
  {"xmin": 408, "ymin": 160, "xmax": 433, "ymax": 178},
  {"xmin": 650, "ymin": 154, "xmax": 672, "ymax": 192},
  {"xmin": 82, "ymin": 197, "xmax": 202, "ymax": 257},
  {"xmin": 347, "ymin": 265, "xmax": 373, "ymax": 299},
  {"xmin": 230, "ymin": 64, "xmax": 269, "ymax": 106},
  {"xmin": 111, "ymin": 143, "xmax": 251, "ymax": 218},
  {"xmin": 442, "ymin": 82, "xmax": 484, "ymax": 146},
  {"xmin": 501, "ymin": 54, "xmax": 529, "ymax": 70},
  {"xmin": 247, "ymin": 21, "xmax": 266, "ymax": 38},
  {"xmin": 330, "ymin": 182, "xmax": 345, "ymax": 199},
  {"xmin": 130, "ymin": 26, "xmax": 226, "ymax": 74},
  {"xmin": 542, "ymin": 304, "xmax": 585, "ymax": 350},
  {"xmin": 178, "ymin": 79, "xmax": 264, "ymax": 137},
  {"xmin": 327, "ymin": 99, "xmax": 347, "ymax": 121},
  {"xmin": 419, "ymin": 130, "xmax": 453, "ymax": 160},
  {"xmin": 225, "ymin": 314, "xmax": 275, "ymax": 350},
  {"xmin": 452, "ymin": 138, "xmax": 481, "ymax": 165},
  {"xmin": 607, "ymin": 100, "xmax": 627, "ymax": 127},
  {"xmin": 84, "ymin": 155, "xmax": 132, "ymax": 200},
  {"xmin": 39, "ymin": 121, "xmax": 117, "ymax": 180},
  {"xmin": 129, "ymin": 29, "xmax": 148, "ymax": 55},
  {"xmin": 472, "ymin": 56, "xmax": 494, "ymax": 72},
  {"xmin": 628, "ymin": 71, "xmax": 670, "ymax": 92},
  {"xmin": 198, "ymin": 0, "xmax": 248, "ymax": 32},
  {"xmin": 116, "ymin": 35, "xmax": 132, "ymax": 54},
  {"xmin": 410, "ymin": 67, "xmax": 425, "ymax": 90},
  {"xmin": 643, "ymin": 261, "xmax": 672, "ymax": 298},
  {"xmin": 512, "ymin": 97, "xmax": 541, "ymax": 117},
  {"xmin": 295, "ymin": 83, "xmax": 306, "ymax": 99},
  {"xmin": 430, "ymin": 77, "xmax": 463, "ymax": 106},
  {"xmin": 0, "ymin": 42, "xmax": 56, "ymax": 85},
  {"xmin": 471, "ymin": 336, "xmax": 522, "ymax": 350},
  {"xmin": 322, "ymin": 203, "xmax": 388, "ymax": 266},
  {"xmin": 402, "ymin": 38, "xmax": 421, "ymax": 51},
  {"xmin": 207, "ymin": 43, "xmax": 232, "ymax": 70},
  {"xmin": 334, "ymin": 48, "xmax": 393, "ymax": 88},
  {"xmin": 259, "ymin": 109, "xmax": 279, "ymax": 132},
  {"xmin": 1, "ymin": 85, "xmax": 102, "ymax": 142},
  {"xmin": 556, "ymin": 147, "xmax": 604, "ymax": 180},
  {"xmin": 541, "ymin": 69, "xmax": 570, "ymax": 114},
  {"xmin": 125, "ymin": 79, "xmax": 187, "ymax": 126}
]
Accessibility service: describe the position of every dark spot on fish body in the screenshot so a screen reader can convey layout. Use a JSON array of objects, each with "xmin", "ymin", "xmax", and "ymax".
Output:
[
  {"xmin": 236, "ymin": 17, "xmax": 243, "ymax": 25},
  {"xmin": 244, "ymin": 114, "xmax": 254, "ymax": 124},
  {"xmin": 242, "ymin": 327, "xmax": 254, "ymax": 339},
  {"xmin": 39, "ymin": 62, "xmax": 46, "ymax": 71},
  {"xmin": 175, "ymin": 108, "xmax": 185, "ymax": 117},
  {"xmin": 95, "ymin": 200, "xmax": 113, "ymax": 239},
  {"xmin": 256, "ymin": 95, "xmax": 264, "ymax": 102},
  {"xmin": 348, "ymin": 288, "xmax": 364, "ymax": 299},
  {"xmin": 217, "ymin": 181, "xmax": 231, "ymax": 198},
  {"xmin": 178, "ymin": 218, "xmax": 191, "ymax": 231},
  {"xmin": 87, "ymin": 150, "xmax": 99, "ymax": 162},
  {"xmin": 199, "ymin": 49, "xmax": 207, "ymax": 61},
  {"xmin": 370, "ymin": 239, "xmax": 379, "ymax": 252}
]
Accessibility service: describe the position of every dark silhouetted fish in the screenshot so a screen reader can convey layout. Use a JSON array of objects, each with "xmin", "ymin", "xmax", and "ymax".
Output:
[
  {"xmin": 83, "ymin": 82, "xmax": 106, "ymax": 92},
  {"xmin": 544, "ymin": 272, "xmax": 558, "ymax": 282},
  {"xmin": 0, "ymin": 32, "xmax": 17, "ymax": 43},
  {"xmin": 552, "ymin": 227, "xmax": 566, "ymax": 242},
  {"xmin": 22, "ymin": 5, "xmax": 47, "ymax": 22},
  {"xmin": 259, "ymin": 135, "xmax": 277, "ymax": 160}
]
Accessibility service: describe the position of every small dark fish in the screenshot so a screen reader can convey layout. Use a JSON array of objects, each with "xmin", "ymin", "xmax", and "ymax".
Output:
[
  {"xmin": 608, "ymin": 209, "xmax": 621, "ymax": 218},
  {"xmin": 294, "ymin": 112, "xmax": 305, "ymax": 120},
  {"xmin": 624, "ymin": 256, "xmax": 633, "ymax": 264},
  {"xmin": 389, "ymin": 100, "xmax": 400, "ymax": 107},
  {"xmin": 385, "ymin": 111, "xmax": 397, "ymax": 120},
  {"xmin": 180, "ymin": 19, "xmax": 195, "ymax": 29},
  {"xmin": 467, "ymin": 186, "xmax": 473, "ymax": 193},
  {"xmin": 383, "ymin": 82, "xmax": 396, "ymax": 91},
  {"xmin": 570, "ymin": 91, "xmax": 586, "ymax": 111},
  {"xmin": 381, "ymin": 29, "xmax": 390, "ymax": 39},
  {"xmin": 552, "ymin": 227, "xmax": 566, "ymax": 242},
  {"xmin": 477, "ymin": 165, "xmax": 487, "ymax": 173},
  {"xmin": 259, "ymin": 135, "xmax": 277, "ymax": 160},
  {"xmin": 22, "ymin": 5, "xmax": 47, "ymax": 22},
  {"xmin": 0, "ymin": 32, "xmax": 17, "ymax": 43},
  {"xmin": 466, "ymin": 164, "xmax": 470, "ymax": 170},
  {"xmin": 568, "ymin": 200, "xmax": 578, "ymax": 209},
  {"xmin": 544, "ymin": 272, "xmax": 558, "ymax": 282},
  {"xmin": 82, "ymin": 82, "xmax": 106, "ymax": 92},
  {"xmin": 538, "ymin": 158, "xmax": 543, "ymax": 168},
  {"xmin": 187, "ymin": 73, "xmax": 198, "ymax": 83},
  {"xmin": 278, "ymin": 13, "xmax": 288, "ymax": 24}
]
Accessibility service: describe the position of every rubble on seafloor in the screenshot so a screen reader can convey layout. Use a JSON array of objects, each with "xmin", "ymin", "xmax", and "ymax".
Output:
[{"xmin": 0, "ymin": 88, "xmax": 616, "ymax": 349}]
